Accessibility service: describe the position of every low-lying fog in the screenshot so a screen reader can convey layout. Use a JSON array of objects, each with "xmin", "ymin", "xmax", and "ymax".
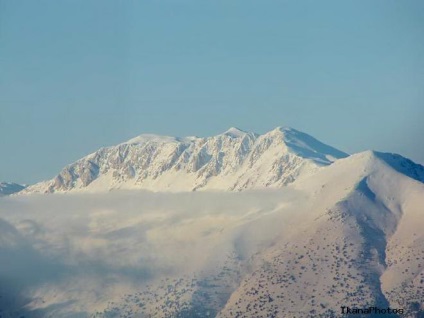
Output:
[{"xmin": 0, "ymin": 189, "xmax": 306, "ymax": 316}]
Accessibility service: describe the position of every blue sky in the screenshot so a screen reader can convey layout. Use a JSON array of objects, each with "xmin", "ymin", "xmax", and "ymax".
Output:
[{"xmin": 1, "ymin": 0, "xmax": 423, "ymax": 184}]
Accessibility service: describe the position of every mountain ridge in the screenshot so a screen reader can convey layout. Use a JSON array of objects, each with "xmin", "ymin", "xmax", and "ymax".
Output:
[
  {"xmin": 1, "ymin": 145, "xmax": 424, "ymax": 317},
  {"xmin": 22, "ymin": 127, "xmax": 348, "ymax": 194},
  {"xmin": 217, "ymin": 150, "xmax": 424, "ymax": 317}
]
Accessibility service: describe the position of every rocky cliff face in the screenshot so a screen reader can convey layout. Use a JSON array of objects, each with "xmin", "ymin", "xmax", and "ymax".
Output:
[{"xmin": 23, "ymin": 127, "xmax": 348, "ymax": 194}]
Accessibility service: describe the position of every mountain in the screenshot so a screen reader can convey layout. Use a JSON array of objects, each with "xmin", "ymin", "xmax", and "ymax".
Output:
[
  {"xmin": 22, "ymin": 127, "xmax": 348, "ymax": 194},
  {"xmin": 0, "ymin": 182, "xmax": 26, "ymax": 196},
  {"xmin": 1, "ymin": 149, "xmax": 424, "ymax": 317},
  {"xmin": 218, "ymin": 151, "xmax": 424, "ymax": 318}
]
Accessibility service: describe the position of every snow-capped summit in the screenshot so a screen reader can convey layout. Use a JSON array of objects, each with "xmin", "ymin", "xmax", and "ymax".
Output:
[
  {"xmin": 220, "ymin": 127, "xmax": 252, "ymax": 138},
  {"xmin": 265, "ymin": 126, "xmax": 348, "ymax": 164},
  {"xmin": 123, "ymin": 134, "xmax": 199, "ymax": 145},
  {"xmin": 23, "ymin": 127, "xmax": 349, "ymax": 194},
  {"xmin": 3, "ymin": 131, "xmax": 424, "ymax": 317}
]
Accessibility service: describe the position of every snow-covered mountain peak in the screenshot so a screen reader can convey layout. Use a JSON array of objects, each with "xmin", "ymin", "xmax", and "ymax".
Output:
[
  {"xmin": 294, "ymin": 149, "xmax": 424, "ymax": 201},
  {"xmin": 4, "ymin": 146, "xmax": 424, "ymax": 317},
  {"xmin": 331, "ymin": 150, "xmax": 424, "ymax": 183},
  {"xmin": 263, "ymin": 126, "xmax": 349, "ymax": 164},
  {"xmin": 22, "ymin": 127, "xmax": 350, "ymax": 194},
  {"xmin": 270, "ymin": 125, "xmax": 294, "ymax": 133},
  {"xmin": 372, "ymin": 151, "xmax": 424, "ymax": 183},
  {"xmin": 220, "ymin": 127, "xmax": 250, "ymax": 138},
  {"xmin": 123, "ymin": 134, "xmax": 198, "ymax": 145},
  {"xmin": 4, "ymin": 131, "xmax": 424, "ymax": 317}
]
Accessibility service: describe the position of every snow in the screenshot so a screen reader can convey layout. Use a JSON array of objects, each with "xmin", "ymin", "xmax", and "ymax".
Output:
[
  {"xmin": 1, "ymin": 149, "xmax": 424, "ymax": 317},
  {"xmin": 275, "ymin": 126, "xmax": 348, "ymax": 163},
  {"xmin": 22, "ymin": 127, "xmax": 348, "ymax": 194},
  {"xmin": 123, "ymin": 134, "xmax": 199, "ymax": 145},
  {"xmin": 220, "ymin": 127, "xmax": 251, "ymax": 138}
]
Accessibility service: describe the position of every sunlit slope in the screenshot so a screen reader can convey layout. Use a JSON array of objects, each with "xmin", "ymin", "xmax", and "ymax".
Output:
[
  {"xmin": 218, "ymin": 151, "xmax": 424, "ymax": 318},
  {"xmin": 0, "ymin": 151, "xmax": 423, "ymax": 317},
  {"xmin": 23, "ymin": 127, "xmax": 347, "ymax": 194}
]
